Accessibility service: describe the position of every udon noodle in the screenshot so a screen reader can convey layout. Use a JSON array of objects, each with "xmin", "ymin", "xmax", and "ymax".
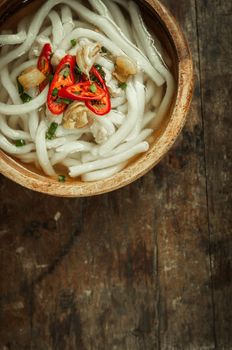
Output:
[{"xmin": 0, "ymin": 0, "xmax": 175, "ymax": 182}]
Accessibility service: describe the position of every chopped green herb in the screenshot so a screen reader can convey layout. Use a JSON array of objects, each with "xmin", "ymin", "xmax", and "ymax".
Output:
[
  {"xmin": 17, "ymin": 78, "xmax": 24, "ymax": 95},
  {"xmin": 118, "ymin": 82, "xmax": 127, "ymax": 90},
  {"xmin": 17, "ymin": 78, "xmax": 32, "ymax": 103},
  {"xmin": 46, "ymin": 122, "xmax": 58, "ymax": 140},
  {"xmin": 74, "ymin": 91, "xmax": 81, "ymax": 95},
  {"xmin": 49, "ymin": 74, "xmax": 54, "ymax": 84},
  {"xmin": 101, "ymin": 46, "xmax": 108, "ymax": 54},
  {"xmin": 58, "ymin": 175, "xmax": 66, "ymax": 183},
  {"xmin": 15, "ymin": 139, "xmax": 26, "ymax": 147},
  {"xmin": 56, "ymin": 97, "xmax": 72, "ymax": 105},
  {"xmin": 70, "ymin": 39, "xmax": 77, "ymax": 47},
  {"xmin": 94, "ymin": 64, "xmax": 106, "ymax": 79},
  {"xmin": 52, "ymin": 88, "xmax": 59, "ymax": 97},
  {"xmin": 90, "ymin": 83, "xmax": 97, "ymax": 93},
  {"xmin": 75, "ymin": 65, "xmax": 82, "ymax": 75},
  {"xmin": 63, "ymin": 69, "xmax": 70, "ymax": 79},
  {"xmin": 21, "ymin": 93, "xmax": 32, "ymax": 103}
]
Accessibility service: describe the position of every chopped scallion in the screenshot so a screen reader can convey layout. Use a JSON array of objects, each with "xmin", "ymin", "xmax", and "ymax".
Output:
[
  {"xmin": 58, "ymin": 175, "xmax": 66, "ymax": 183},
  {"xmin": 56, "ymin": 97, "xmax": 72, "ymax": 105},
  {"xmin": 75, "ymin": 66, "xmax": 82, "ymax": 75},
  {"xmin": 17, "ymin": 78, "xmax": 24, "ymax": 95},
  {"xmin": 15, "ymin": 139, "xmax": 26, "ymax": 147},
  {"xmin": 101, "ymin": 46, "xmax": 108, "ymax": 54},
  {"xmin": 90, "ymin": 84, "xmax": 97, "ymax": 93},
  {"xmin": 49, "ymin": 74, "xmax": 54, "ymax": 84},
  {"xmin": 94, "ymin": 64, "xmax": 106, "ymax": 79},
  {"xmin": 46, "ymin": 122, "xmax": 58, "ymax": 140},
  {"xmin": 17, "ymin": 77, "xmax": 32, "ymax": 103},
  {"xmin": 21, "ymin": 93, "xmax": 32, "ymax": 104},
  {"xmin": 63, "ymin": 69, "xmax": 70, "ymax": 78},
  {"xmin": 52, "ymin": 88, "xmax": 59, "ymax": 97},
  {"xmin": 70, "ymin": 39, "xmax": 77, "ymax": 47},
  {"xmin": 118, "ymin": 82, "xmax": 127, "ymax": 90}
]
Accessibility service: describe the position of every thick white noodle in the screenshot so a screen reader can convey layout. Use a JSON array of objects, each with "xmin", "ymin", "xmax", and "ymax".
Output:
[
  {"xmin": 46, "ymin": 135, "xmax": 79, "ymax": 149},
  {"xmin": 145, "ymin": 79, "xmax": 157, "ymax": 104},
  {"xmin": 94, "ymin": 117, "xmax": 116, "ymax": 136},
  {"xmin": 51, "ymin": 151, "xmax": 68, "ymax": 166},
  {"xmin": 10, "ymin": 59, "xmax": 38, "ymax": 82},
  {"xmin": 152, "ymin": 85, "xmax": 164, "ymax": 108},
  {"xmin": 132, "ymin": 29, "xmax": 146, "ymax": 55},
  {"xmin": 1, "ymin": 67, "xmax": 21, "ymax": 105},
  {"xmin": 35, "ymin": 120, "xmax": 56, "ymax": 176},
  {"xmin": 61, "ymin": 28, "xmax": 125, "ymax": 57},
  {"xmin": 19, "ymin": 152, "xmax": 38, "ymax": 163},
  {"xmin": 82, "ymin": 162, "xmax": 127, "ymax": 182},
  {"xmin": 101, "ymin": 0, "xmax": 133, "ymax": 41},
  {"xmin": 98, "ymin": 82, "xmax": 138, "ymax": 156},
  {"xmin": 48, "ymin": 10, "xmax": 64, "ymax": 49},
  {"xmin": 73, "ymin": 21, "xmax": 96, "ymax": 31},
  {"xmin": 61, "ymin": 5, "xmax": 75, "ymax": 36},
  {"xmin": 126, "ymin": 73, "xmax": 146, "ymax": 140},
  {"xmin": 142, "ymin": 111, "xmax": 157, "ymax": 128},
  {"xmin": 0, "ymin": 134, "xmax": 35, "ymax": 154},
  {"xmin": 87, "ymin": 0, "xmax": 114, "ymax": 21},
  {"xmin": 56, "ymin": 126, "xmax": 89, "ymax": 137},
  {"xmin": 0, "ymin": 115, "xmax": 31, "ymax": 141},
  {"xmin": 61, "ymin": 158, "xmax": 82, "ymax": 167},
  {"xmin": 69, "ymin": 142, "xmax": 149, "ymax": 177},
  {"xmin": 117, "ymin": 103, "xmax": 128, "ymax": 114},
  {"xmin": 106, "ymin": 110, "xmax": 125, "ymax": 126},
  {"xmin": 28, "ymin": 111, "xmax": 39, "ymax": 141},
  {"xmin": 66, "ymin": 0, "xmax": 164, "ymax": 85},
  {"xmin": 56, "ymin": 141, "xmax": 93, "ymax": 154},
  {"xmin": 128, "ymin": 1, "xmax": 175, "ymax": 128},
  {"xmin": 39, "ymin": 26, "xmax": 53, "ymax": 38},
  {"xmin": 0, "ymin": 87, "xmax": 48, "ymax": 115},
  {"xmin": 0, "ymin": 31, "xmax": 26, "ymax": 46},
  {"xmin": 110, "ymin": 129, "xmax": 153, "ymax": 156},
  {"xmin": 95, "ymin": 56, "xmax": 114, "ymax": 72},
  {"xmin": 111, "ymin": 96, "xmax": 127, "ymax": 109}
]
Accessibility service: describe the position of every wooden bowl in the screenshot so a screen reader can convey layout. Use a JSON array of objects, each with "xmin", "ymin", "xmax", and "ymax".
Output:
[{"xmin": 0, "ymin": 0, "xmax": 194, "ymax": 197}]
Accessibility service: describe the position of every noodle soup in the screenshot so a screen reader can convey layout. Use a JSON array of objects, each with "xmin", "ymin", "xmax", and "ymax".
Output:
[{"xmin": 0, "ymin": 0, "xmax": 176, "ymax": 183}]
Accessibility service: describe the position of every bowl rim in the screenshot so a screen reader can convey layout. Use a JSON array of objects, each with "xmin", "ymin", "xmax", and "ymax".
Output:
[{"xmin": 0, "ymin": 0, "xmax": 194, "ymax": 197}]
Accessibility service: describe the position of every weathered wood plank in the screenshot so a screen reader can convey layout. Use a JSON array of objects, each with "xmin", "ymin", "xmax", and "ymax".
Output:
[
  {"xmin": 196, "ymin": 0, "xmax": 232, "ymax": 347},
  {"xmin": 152, "ymin": 0, "xmax": 216, "ymax": 348}
]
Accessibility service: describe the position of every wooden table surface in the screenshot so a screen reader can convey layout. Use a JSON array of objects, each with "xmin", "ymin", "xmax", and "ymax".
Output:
[{"xmin": 0, "ymin": 0, "xmax": 231, "ymax": 349}]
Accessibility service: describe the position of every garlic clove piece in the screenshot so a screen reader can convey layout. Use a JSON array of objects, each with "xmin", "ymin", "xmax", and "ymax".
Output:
[
  {"xmin": 18, "ymin": 66, "xmax": 46, "ymax": 90},
  {"xmin": 63, "ymin": 101, "xmax": 92, "ymax": 129}
]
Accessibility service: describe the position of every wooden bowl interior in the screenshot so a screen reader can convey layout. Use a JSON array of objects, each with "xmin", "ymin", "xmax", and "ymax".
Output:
[{"xmin": 0, "ymin": 0, "xmax": 191, "ymax": 196}]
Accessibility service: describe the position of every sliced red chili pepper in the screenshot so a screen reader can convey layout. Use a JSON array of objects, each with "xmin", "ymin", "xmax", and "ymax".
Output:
[
  {"xmin": 58, "ymin": 81, "xmax": 106, "ymax": 101},
  {"xmin": 85, "ymin": 66, "xmax": 111, "ymax": 115},
  {"xmin": 85, "ymin": 94, "xmax": 111, "ymax": 115},
  {"xmin": 47, "ymin": 55, "xmax": 75, "ymax": 115},
  {"xmin": 90, "ymin": 66, "xmax": 105, "ymax": 85},
  {"xmin": 37, "ymin": 43, "xmax": 52, "ymax": 92}
]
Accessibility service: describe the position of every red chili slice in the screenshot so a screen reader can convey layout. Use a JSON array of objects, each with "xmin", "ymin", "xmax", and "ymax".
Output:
[
  {"xmin": 37, "ymin": 43, "xmax": 52, "ymax": 92},
  {"xmin": 85, "ymin": 66, "xmax": 111, "ymax": 115},
  {"xmin": 58, "ymin": 81, "xmax": 106, "ymax": 101},
  {"xmin": 85, "ymin": 95, "xmax": 111, "ymax": 115},
  {"xmin": 47, "ymin": 55, "xmax": 76, "ymax": 115}
]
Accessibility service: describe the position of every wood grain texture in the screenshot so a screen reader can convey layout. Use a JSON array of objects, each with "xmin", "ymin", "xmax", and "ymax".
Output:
[
  {"xmin": 0, "ymin": 0, "xmax": 231, "ymax": 349},
  {"xmin": 196, "ymin": 0, "xmax": 232, "ymax": 347}
]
